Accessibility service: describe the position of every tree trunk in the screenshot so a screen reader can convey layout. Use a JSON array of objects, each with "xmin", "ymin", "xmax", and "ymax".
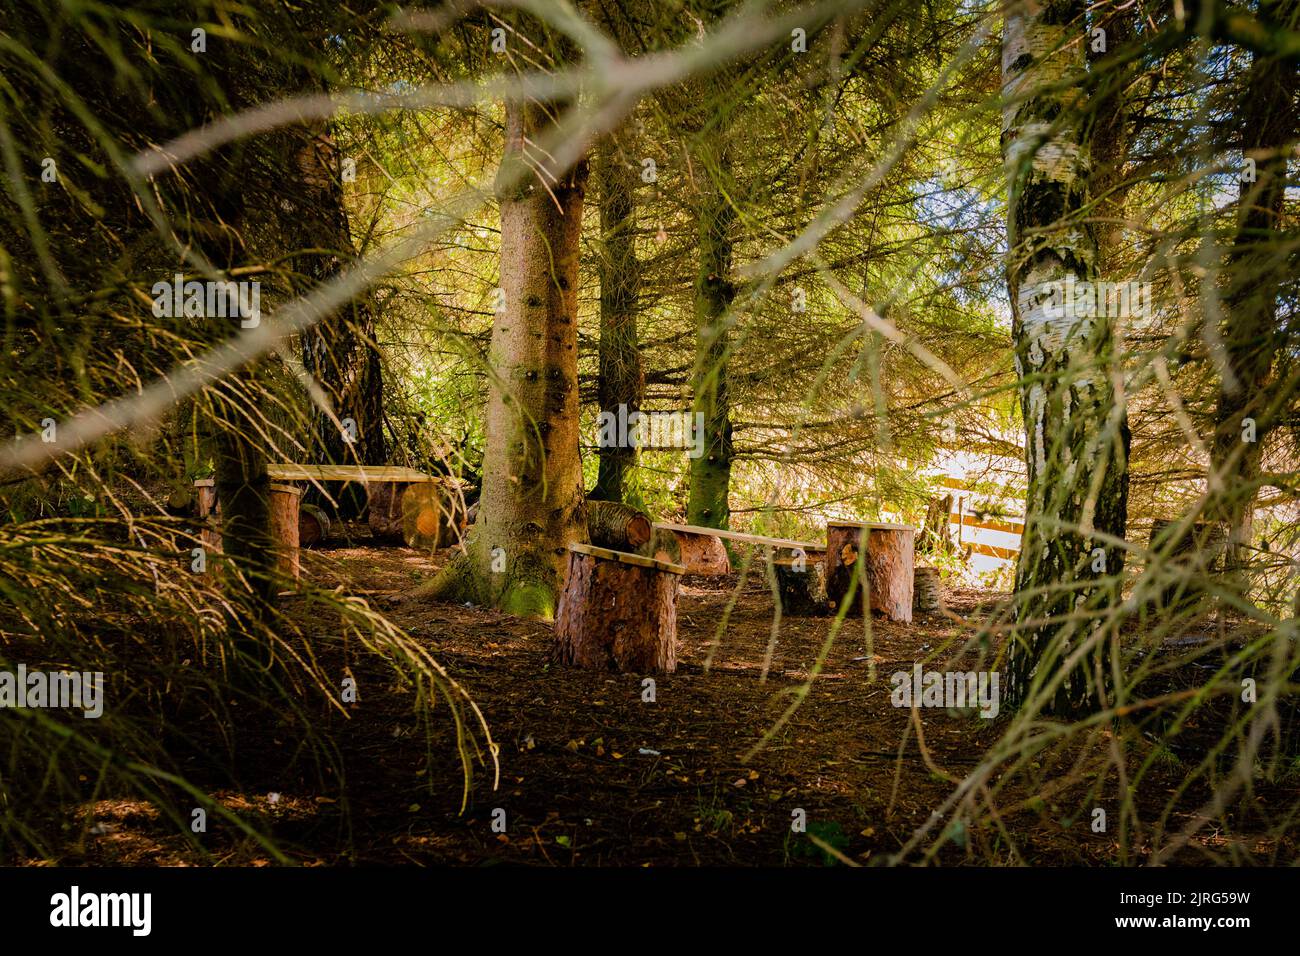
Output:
[
  {"xmin": 591, "ymin": 129, "xmax": 644, "ymax": 505},
  {"xmin": 293, "ymin": 126, "xmax": 386, "ymax": 519},
  {"xmin": 824, "ymin": 522, "xmax": 914, "ymax": 622},
  {"xmin": 1002, "ymin": 0, "xmax": 1128, "ymax": 715},
  {"xmin": 918, "ymin": 493, "xmax": 953, "ymax": 553},
  {"xmin": 552, "ymin": 544, "xmax": 682, "ymax": 673},
  {"xmin": 686, "ymin": 140, "xmax": 736, "ymax": 530},
  {"xmin": 428, "ymin": 98, "xmax": 589, "ymax": 619},
  {"xmin": 1209, "ymin": 0, "xmax": 1297, "ymax": 583},
  {"xmin": 586, "ymin": 499, "xmax": 652, "ymax": 551},
  {"xmin": 211, "ymin": 382, "xmax": 277, "ymax": 636}
]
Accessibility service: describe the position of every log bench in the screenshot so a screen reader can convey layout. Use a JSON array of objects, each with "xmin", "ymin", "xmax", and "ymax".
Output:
[
  {"xmin": 553, "ymin": 543, "xmax": 685, "ymax": 673},
  {"xmin": 649, "ymin": 522, "xmax": 825, "ymax": 576},
  {"xmin": 824, "ymin": 521, "xmax": 916, "ymax": 622},
  {"xmin": 264, "ymin": 464, "xmax": 468, "ymax": 551},
  {"xmin": 193, "ymin": 464, "xmax": 460, "ymax": 581}
]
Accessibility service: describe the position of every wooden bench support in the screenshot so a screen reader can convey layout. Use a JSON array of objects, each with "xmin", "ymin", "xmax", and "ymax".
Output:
[
  {"xmin": 553, "ymin": 544, "xmax": 685, "ymax": 673},
  {"xmin": 649, "ymin": 526, "xmax": 732, "ymax": 575},
  {"xmin": 268, "ymin": 482, "xmax": 303, "ymax": 581},
  {"xmin": 772, "ymin": 555, "xmax": 828, "ymax": 616},
  {"xmin": 824, "ymin": 521, "xmax": 915, "ymax": 622}
]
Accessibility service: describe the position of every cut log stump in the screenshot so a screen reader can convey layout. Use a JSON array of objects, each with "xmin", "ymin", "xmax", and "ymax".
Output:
[
  {"xmin": 553, "ymin": 543, "xmax": 685, "ymax": 673},
  {"xmin": 913, "ymin": 566, "xmax": 943, "ymax": 614},
  {"xmin": 772, "ymin": 555, "xmax": 828, "ymax": 616},
  {"xmin": 824, "ymin": 521, "xmax": 915, "ymax": 622},
  {"xmin": 299, "ymin": 503, "xmax": 332, "ymax": 548},
  {"xmin": 269, "ymin": 482, "xmax": 302, "ymax": 581},
  {"xmin": 648, "ymin": 526, "xmax": 731, "ymax": 575},
  {"xmin": 369, "ymin": 480, "xmax": 468, "ymax": 549},
  {"xmin": 586, "ymin": 500, "xmax": 652, "ymax": 551}
]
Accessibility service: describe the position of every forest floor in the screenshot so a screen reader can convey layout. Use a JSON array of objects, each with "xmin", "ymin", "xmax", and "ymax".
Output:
[{"xmin": 46, "ymin": 535, "xmax": 1300, "ymax": 867}]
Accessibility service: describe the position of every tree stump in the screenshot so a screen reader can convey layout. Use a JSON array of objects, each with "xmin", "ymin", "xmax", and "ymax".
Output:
[
  {"xmin": 824, "ymin": 521, "xmax": 915, "ymax": 622},
  {"xmin": 299, "ymin": 503, "xmax": 332, "ymax": 548},
  {"xmin": 913, "ymin": 566, "xmax": 943, "ymax": 614},
  {"xmin": 648, "ymin": 526, "xmax": 731, "ymax": 575},
  {"xmin": 193, "ymin": 478, "xmax": 222, "ymax": 559},
  {"xmin": 269, "ymin": 482, "xmax": 302, "ymax": 581},
  {"xmin": 553, "ymin": 543, "xmax": 684, "ymax": 673},
  {"xmin": 918, "ymin": 494, "xmax": 953, "ymax": 553},
  {"xmin": 772, "ymin": 555, "xmax": 828, "ymax": 616},
  {"xmin": 586, "ymin": 500, "xmax": 652, "ymax": 551}
]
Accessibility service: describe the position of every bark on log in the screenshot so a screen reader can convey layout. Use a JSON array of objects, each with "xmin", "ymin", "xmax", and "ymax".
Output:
[
  {"xmin": 649, "ymin": 526, "xmax": 731, "ymax": 575},
  {"xmin": 824, "ymin": 522, "xmax": 915, "ymax": 622},
  {"xmin": 194, "ymin": 478, "xmax": 222, "ymax": 559},
  {"xmin": 299, "ymin": 503, "xmax": 331, "ymax": 548},
  {"xmin": 552, "ymin": 544, "xmax": 684, "ymax": 673},
  {"xmin": 913, "ymin": 566, "xmax": 943, "ymax": 614},
  {"xmin": 586, "ymin": 499, "xmax": 652, "ymax": 551},
  {"xmin": 772, "ymin": 555, "xmax": 828, "ymax": 616},
  {"xmin": 268, "ymin": 482, "xmax": 302, "ymax": 581}
]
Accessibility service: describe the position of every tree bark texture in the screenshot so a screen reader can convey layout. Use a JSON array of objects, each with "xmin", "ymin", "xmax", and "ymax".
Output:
[
  {"xmin": 824, "ymin": 522, "xmax": 914, "ymax": 622},
  {"xmin": 1002, "ymin": 0, "xmax": 1129, "ymax": 714},
  {"xmin": 591, "ymin": 129, "xmax": 644, "ymax": 505},
  {"xmin": 552, "ymin": 545, "xmax": 682, "ymax": 673},
  {"xmin": 430, "ymin": 98, "xmax": 590, "ymax": 619},
  {"xmin": 686, "ymin": 139, "xmax": 736, "ymax": 530}
]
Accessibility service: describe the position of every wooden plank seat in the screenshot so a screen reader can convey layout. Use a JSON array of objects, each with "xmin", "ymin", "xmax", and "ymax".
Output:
[{"xmin": 649, "ymin": 522, "xmax": 825, "ymax": 576}]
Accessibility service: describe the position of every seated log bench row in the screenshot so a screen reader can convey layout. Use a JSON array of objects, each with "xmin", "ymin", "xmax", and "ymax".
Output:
[
  {"xmin": 652, "ymin": 519, "xmax": 918, "ymax": 623},
  {"xmin": 551, "ymin": 520, "xmax": 920, "ymax": 675},
  {"xmin": 194, "ymin": 464, "xmax": 463, "ymax": 580},
  {"xmin": 649, "ymin": 522, "xmax": 827, "ymax": 575}
]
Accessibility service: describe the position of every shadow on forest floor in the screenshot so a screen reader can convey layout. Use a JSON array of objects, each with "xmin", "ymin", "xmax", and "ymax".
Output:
[{"xmin": 43, "ymin": 539, "xmax": 1296, "ymax": 866}]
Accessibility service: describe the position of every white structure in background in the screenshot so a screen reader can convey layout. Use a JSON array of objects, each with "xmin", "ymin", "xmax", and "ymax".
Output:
[{"xmin": 925, "ymin": 433, "xmax": 1027, "ymax": 581}]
